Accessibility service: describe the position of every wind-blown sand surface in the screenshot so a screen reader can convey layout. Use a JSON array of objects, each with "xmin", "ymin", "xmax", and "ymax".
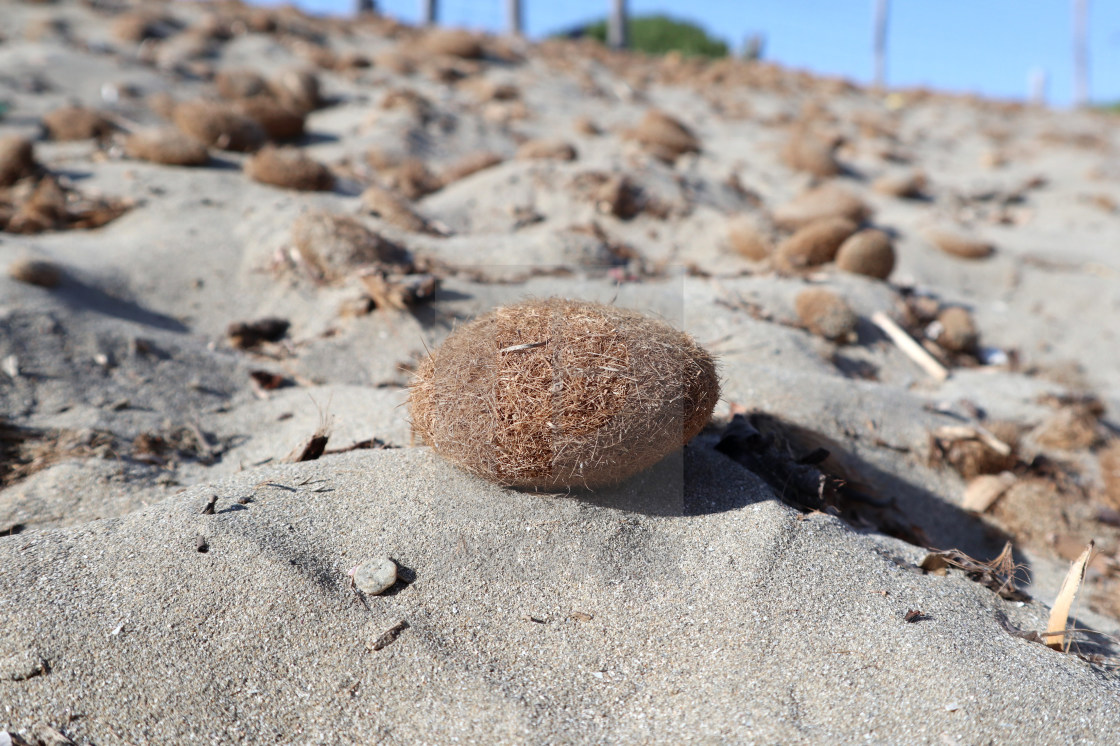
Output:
[{"xmin": 1, "ymin": 1, "xmax": 1120, "ymax": 743}]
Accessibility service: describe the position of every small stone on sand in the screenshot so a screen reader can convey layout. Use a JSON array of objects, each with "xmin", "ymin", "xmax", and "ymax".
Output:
[{"xmin": 353, "ymin": 556, "xmax": 397, "ymax": 595}]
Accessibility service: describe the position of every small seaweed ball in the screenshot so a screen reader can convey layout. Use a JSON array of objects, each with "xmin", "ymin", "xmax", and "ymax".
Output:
[
  {"xmin": 173, "ymin": 100, "xmax": 266, "ymax": 152},
  {"xmin": 627, "ymin": 110, "xmax": 700, "ymax": 164},
  {"xmin": 42, "ymin": 106, "xmax": 114, "ymax": 141},
  {"xmin": 267, "ymin": 69, "xmax": 322, "ymax": 114},
  {"xmin": 409, "ymin": 298, "xmax": 720, "ymax": 489},
  {"xmin": 772, "ymin": 184, "xmax": 871, "ymax": 231},
  {"xmin": 360, "ymin": 185, "xmax": 433, "ymax": 233},
  {"xmin": 439, "ymin": 151, "xmax": 503, "ymax": 187},
  {"xmin": 290, "ymin": 210, "xmax": 411, "ymax": 282},
  {"xmin": 936, "ymin": 307, "xmax": 978, "ymax": 353},
  {"xmin": 726, "ymin": 215, "xmax": 773, "ymax": 261},
  {"xmin": 774, "ymin": 217, "xmax": 858, "ymax": 273},
  {"xmin": 123, "ymin": 129, "xmax": 209, "ymax": 166},
  {"xmin": 925, "ymin": 229, "xmax": 994, "ymax": 260},
  {"xmin": 215, "ymin": 69, "xmax": 270, "ymax": 100},
  {"xmin": 418, "ymin": 28, "xmax": 484, "ymax": 59},
  {"xmin": 244, "ymin": 145, "xmax": 333, "ymax": 191},
  {"xmin": 234, "ymin": 96, "xmax": 306, "ymax": 141},
  {"xmin": 795, "ymin": 287, "xmax": 858, "ymax": 341},
  {"xmin": 835, "ymin": 228, "xmax": 895, "ymax": 280},
  {"xmin": 780, "ymin": 129, "xmax": 840, "ymax": 178}
]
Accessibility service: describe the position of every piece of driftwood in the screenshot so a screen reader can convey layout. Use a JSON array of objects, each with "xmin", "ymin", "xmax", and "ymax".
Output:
[{"xmin": 871, "ymin": 311, "xmax": 948, "ymax": 381}]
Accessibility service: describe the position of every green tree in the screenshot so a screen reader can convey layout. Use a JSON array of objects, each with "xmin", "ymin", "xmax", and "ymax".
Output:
[{"xmin": 583, "ymin": 14, "xmax": 729, "ymax": 59}]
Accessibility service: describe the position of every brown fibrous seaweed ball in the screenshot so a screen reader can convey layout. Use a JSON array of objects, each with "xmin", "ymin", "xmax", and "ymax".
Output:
[
  {"xmin": 926, "ymin": 230, "xmax": 994, "ymax": 260},
  {"xmin": 124, "ymin": 129, "xmax": 210, "ymax": 166},
  {"xmin": 290, "ymin": 211, "xmax": 411, "ymax": 282},
  {"xmin": 772, "ymin": 184, "xmax": 871, "ymax": 231},
  {"xmin": 774, "ymin": 217, "xmax": 858, "ymax": 273},
  {"xmin": 835, "ymin": 228, "xmax": 895, "ymax": 280},
  {"xmin": 244, "ymin": 145, "xmax": 333, "ymax": 191},
  {"xmin": 42, "ymin": 106, "xmax": 115, "ymax": 141},
  {"xmin": 935, "ymin": 307, "xmax": 978, "ymax": 353},
  {"xmin": 795, "ymin": 287, "xmax": 858, "ymax": 341},
  {"xmin": 726, "ymin": 216, "xmax": 773, "ymax": 261},
  {"xmin": 409, "ymin": 298, "xmax": 720, "ymax": 489},
  {"xmin": 173, "ymin": 100, "xmax": 267, "ymax": 152}
]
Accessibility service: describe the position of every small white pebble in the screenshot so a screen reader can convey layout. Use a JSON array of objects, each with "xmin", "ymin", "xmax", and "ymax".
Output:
[{"xmin": 353, "ymin": 556, "xmax": 397, "ymax": 595}]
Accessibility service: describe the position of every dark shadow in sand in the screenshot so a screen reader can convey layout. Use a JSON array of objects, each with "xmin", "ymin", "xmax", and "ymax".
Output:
[{"xmin": 57, "ymin": 275, "xmax": 189, "ymax": 333}]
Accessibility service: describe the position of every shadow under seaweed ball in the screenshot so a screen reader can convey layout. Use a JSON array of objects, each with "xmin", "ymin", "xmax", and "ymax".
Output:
[{"xmin": 408, "ymin": 298, "xmax": 719, "ymax": 490}]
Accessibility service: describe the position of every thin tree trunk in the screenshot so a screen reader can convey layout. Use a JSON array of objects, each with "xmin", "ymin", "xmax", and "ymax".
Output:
[
  {"xmin": 1073, "ymin": 0, "xmax": 1089, "ymax": 106},
  {"xmin": 507, "ymin": 0, "xmax": 522, "ymax": 36},
  {"xmin": 608, "ymin": 0, "xmax": 627, "ymax": 50},
  {"xmin": 421, "ymin": 0, "xmax": 437, "ymax": 26},
  {"xmin": 873, "ymin": 0, "xmax": 889, "ymax": 89}
]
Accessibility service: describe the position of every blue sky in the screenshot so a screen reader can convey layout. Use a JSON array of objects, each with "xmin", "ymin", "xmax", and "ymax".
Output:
[{"xmin": 261, "ymin": 1, "xmax": 1120, "ymax": 107}]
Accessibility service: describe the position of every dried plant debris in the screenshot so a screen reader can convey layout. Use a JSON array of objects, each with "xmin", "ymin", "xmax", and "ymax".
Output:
[
  {"xmin": 285, "ymin": 410, "xmax": 333, "ymax": 463},
  {"xmin": 1, "ymin": 421, "xmax": 219, "ymax": 486},
  {"xmin": 1, "ymin": 174, "xmax": 131, "ymax": 234},
  {"xmin": 919, "ymin": 542, "xmax": 1028, "ymax": 601},
  {"xmin": 1, "ymin": 424, "xmax": 118, "ymax": 487},
  {"xmin": 1100, "ymin": 441, "xmax": 1120, "ymax": 511},
  {"xmin": 1031, "ymin": 395, "xmax": 1105, "ymax": 451},
  {"xmin": 929, "ymin": 422, "xmax": 1019, "ymax": 480},
  {"xmin": 715, "ymin": 412, "xmax": 927, "ymax": 545},
  {"xmin": 961, "ymin": 472, "xmax": 1017, "ymax": 513},
  {"xmin": 358, "ymin": 269, "xmax": 439, "ymax": 311},
  {"xmin": 249, "ymin": 369, "xmax": 293, "ymax": 393},
  {"xmin": 409, "ymin": 298, "xmax": 719, "ymax": 489},
  {"xmin": 371, "ymin": 620, "xmax": 409, "ymax": 651},
  {"xmin": 516, "ymin": 139, "xmax": 577, "ymax": 161},
  {"xmin": 132, "ymin": 426, "xmax": 219, "ymax": 466},
  {"xmin": 994, "ymin": 611, "xmax": 1120, "ymax": 668},
  {"xmin": 0, "ymin": 135, "xmax": 40, "ymax": 187},
  {"xmin": 1045, "ymin": 541, "xmax": 1094, "ymax": 650},
  {"xmin": 360, "ymin": 185, "xmax": 438, "ymax": 234},
  {"xmin": 871, "ymin": 311, "xmax": 950, "ymax": 381},
  {"xmin": 227, "ymin": 317, "xmax": 290, "ymax": 349}
]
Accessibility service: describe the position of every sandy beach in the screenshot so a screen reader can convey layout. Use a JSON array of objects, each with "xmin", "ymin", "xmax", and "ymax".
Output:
[{"xmin": 2, "ymin": 1, "xmax": 1120, "ymax": 743}]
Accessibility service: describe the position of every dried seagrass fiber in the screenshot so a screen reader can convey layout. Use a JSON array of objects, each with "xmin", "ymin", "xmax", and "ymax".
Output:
[{"xmin": 409, "ymin": 298, "xmax": 720, "ymax": 490}]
